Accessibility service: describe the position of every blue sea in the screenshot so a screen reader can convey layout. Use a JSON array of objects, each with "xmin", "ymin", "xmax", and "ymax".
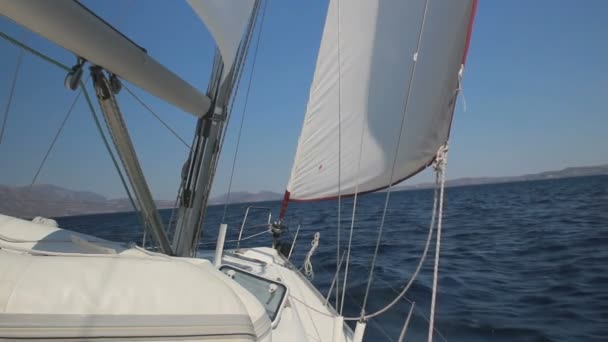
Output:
[{"xmin": 57, "ymin": 176, "xmax": 608, "ymax": 341}]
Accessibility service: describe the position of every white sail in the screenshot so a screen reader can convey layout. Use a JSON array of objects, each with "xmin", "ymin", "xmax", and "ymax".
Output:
[
  {"xmin": 0, "ymin": 0, "xmax": 212, "ymax": 117},
  {"xmin": 286, "ymin": 0, "xmax": 476, "ymax": 201},
  {"xmin": 187, "ymin": 0, "xmax": 255, "ymax": 84}
]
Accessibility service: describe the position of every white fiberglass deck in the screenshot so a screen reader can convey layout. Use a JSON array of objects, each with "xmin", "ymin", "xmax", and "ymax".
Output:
[
  {"xmin": 220, "ymin": 248, "xmax": 353, "ymax": 341},
  {"xmin": 0, "ymin": 214, "xmax": 351, "ymax": 341}
]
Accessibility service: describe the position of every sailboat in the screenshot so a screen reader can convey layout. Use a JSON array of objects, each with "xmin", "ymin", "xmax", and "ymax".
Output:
[{"xmin": 0, "ymin": 0, "xmax": 476, "ymax": 341}]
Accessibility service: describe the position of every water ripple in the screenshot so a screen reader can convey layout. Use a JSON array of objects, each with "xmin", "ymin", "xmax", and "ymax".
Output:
[{"xmin": 58, "ymin": 175, "xmax": 608, "ymax": 341}]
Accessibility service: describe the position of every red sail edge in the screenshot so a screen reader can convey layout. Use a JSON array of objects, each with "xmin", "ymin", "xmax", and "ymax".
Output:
[
  {"xmin": 280, "ymin": 0, "xmax": 478, "ymax": 218},
  {"xmin": 462, "ymin": 0, "xmax": 478, "ymax": 65},
  {"xmin": 278, "ymin": 191, "xmax": 291, "ymax": 220}
]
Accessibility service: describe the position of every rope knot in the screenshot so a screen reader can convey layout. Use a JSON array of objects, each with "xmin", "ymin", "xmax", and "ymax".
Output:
[{"xmin": 433, "ymin": 144, "xmax": 449, "ymax": 172}]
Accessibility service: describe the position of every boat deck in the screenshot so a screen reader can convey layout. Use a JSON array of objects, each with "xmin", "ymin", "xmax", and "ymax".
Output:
[{"xmin": 221, "ymin": 247, "xmax": 353, "ymax": 342}]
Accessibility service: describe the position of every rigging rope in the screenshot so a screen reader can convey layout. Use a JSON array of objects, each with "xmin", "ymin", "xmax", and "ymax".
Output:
[
  {"xmin": 335, "ymin": 0, "xmax": 343, "ymax": 310},
  {"xmin": 398, "ymin": 301, "xmax": 416, "ymax": 342},
  {"xmin": 0, "ymin": 32, "xmax": 145, "ymax": 231},
  {"xmin": 428, "ymin": 144, "xmax": 448, "ymax": 342},
  {"xmin": 221, "ymin": 0, "xmax": 268, "ymax": 222},
  {"xmin": 316, "ymin": 254, "xmax": 437, "ymax": 342},
  {"xmin": 123, "ymin": 84, "xmax": 191, "ymax": 149},
  {"xmin": 0, "ymin": 44, "xmax": 24, "ymax": 144},
  {"xmin": 340, "ymin": 186, "xmax": 361, "ymax": 314},
  {"xmin": 334, "ymin": 237, "xmax": 448, "ymax": 342},
  {"xmin": 325, "ymin": 250, "xmax": 346, "ymax": 305},
  {"xmin": 343, "ymin": 147, "xmax": 441, "ymax": 322},
  {"xmin": 303, "ymin": 232, "xmax": 320, "ymax": 280},
  {"xmin": 30, "ymin": 76, "xmax": 89, "ymax": 187},
  {"xmin": 359, "ymin": 0, "xmax": 431, "ymax": 319},
  {"xmin": 0, "ymin": 32, "xmax": 66, "ymax": 70}
]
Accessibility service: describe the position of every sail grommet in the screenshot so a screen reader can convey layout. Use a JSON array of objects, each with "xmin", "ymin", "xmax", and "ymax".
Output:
[{"xmin": 64, "ymin": 56, "xmax": 86, "ymax": 91}]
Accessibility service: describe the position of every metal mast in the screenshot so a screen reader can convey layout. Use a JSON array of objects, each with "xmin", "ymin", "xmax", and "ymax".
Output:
[{"xmin": 172, "ymin": 0, "xmax": 262, "ymax": 257}]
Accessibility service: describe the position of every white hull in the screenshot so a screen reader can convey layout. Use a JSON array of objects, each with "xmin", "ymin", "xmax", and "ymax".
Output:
[
  {"xmin": 0, "ymin": 214, "xmax": 352, "ymax": 341},
  {"xmin": 218, "ymin": 247, "xmax": 354, "ymax": 341}
]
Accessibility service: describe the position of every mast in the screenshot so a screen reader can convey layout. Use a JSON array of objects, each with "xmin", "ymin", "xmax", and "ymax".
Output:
[
  {"xmin": 172, "ymin": 0, "xmax": 260, "ymax": 257},
  {"xmin": 1, "ymin": 0, "xmax": 259, "ymax": 256}
]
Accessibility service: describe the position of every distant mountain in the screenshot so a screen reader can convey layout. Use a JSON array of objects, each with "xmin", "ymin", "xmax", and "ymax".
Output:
[
  {"xmin": 0, "ymin": 184, "xmax": 173, "ymax": 219},
  {"xmin": 2, "ymin": 165, "xmax": 606, "ymax": 218},
  {"xmin": 393, "ymin": 164, "xmax": 608, "ymax": 191},
  {"xmin": 208, "ymin": 191, "xmax": 282, "ymax": 205}
]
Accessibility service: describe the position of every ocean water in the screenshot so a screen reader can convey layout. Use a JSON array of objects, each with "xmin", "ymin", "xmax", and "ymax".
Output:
[{"xmin": 57, "ymin": 176, "xmax": 608, "ymax": 341}]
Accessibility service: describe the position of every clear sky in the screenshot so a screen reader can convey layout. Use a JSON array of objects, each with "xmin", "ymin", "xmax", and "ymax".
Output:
[{"xmin": 0, "ymin": 1, "xmax": 606, "ymax": 200}]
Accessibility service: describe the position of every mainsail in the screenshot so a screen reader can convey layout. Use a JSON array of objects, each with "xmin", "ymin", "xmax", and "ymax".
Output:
[
  {"xmin": 173, "ymin": 0, "xmax": 259, "ymax": 257},
  {"xmin": 285, "ymin": 0, "xmax": 476, "ymax": 202},
  {"xmin": 187, "ymin": 0, "xmax": 255, "ymax": 84}
]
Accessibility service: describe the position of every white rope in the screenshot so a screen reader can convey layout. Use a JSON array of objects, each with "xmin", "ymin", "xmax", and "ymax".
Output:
[
  {"xmin": 398, "ymin": 301, "xmax": 416, "ymax": 342},
  {"xmin": 325, "ymin": 250, "xmax": 346, "ymax": 305},
  {"xmin": 287, "ymin": 224, "xmax": 301, "ymax": 261},
  {"xmin": 344, "ymin": 164, "xmax": 440, "ymax": 321},
  {"xmin": 340, "ymin": 189, "xmax": 361, "ymax": 314},
  {"xmin": 290, "ymin": 295, "xmax": 335, "ymax": 318},
  {"xmin": 428, "ymin": 144, "xmax": 449, "ymax": 342},
  {"xmin": 279, "ymin": 266, "xmax": 323, "ymax": 341},
  {"xmin": 457, "ymin": 64, "xmax": 467, "ymax": 112},
  {"xmin": 335, "ymin": 0, "xmax": 343, "ymax": 310},
  {"xmin": 303, "ymin": 232, "xmax": 320, "ymax": 280},
  {"xmin": 316, "ymin": 252, "xmax": 448, "ymax": 342},
  {"xmin": 330, "ymin": 258, "xmax": 448, "ymax": 342}
]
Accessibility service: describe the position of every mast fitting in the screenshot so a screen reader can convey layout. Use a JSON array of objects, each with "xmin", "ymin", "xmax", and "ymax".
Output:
[{"xmin": 64, "ymin": 56, "xmax": 86, "ymax": 91}]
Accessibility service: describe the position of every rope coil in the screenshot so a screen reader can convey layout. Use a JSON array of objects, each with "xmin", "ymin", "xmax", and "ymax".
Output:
[{"xmin": 303, "ymin": 232, "xmax": 320, "ymax": 280}]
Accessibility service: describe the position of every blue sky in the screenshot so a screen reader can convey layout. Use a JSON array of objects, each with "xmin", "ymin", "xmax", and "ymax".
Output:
[{"xmin": 1, "ymin": 1, "xmax": 606, "ymax": 200}]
